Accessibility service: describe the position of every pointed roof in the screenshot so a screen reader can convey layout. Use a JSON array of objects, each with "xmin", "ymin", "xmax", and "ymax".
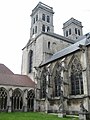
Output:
[
  {"xmin": 0, "ymin": 64, "xmax": 14, "ymax": 74},
  {"xmin": 40, "ymin": 32, "xmax": 90, "ymax": 66},
  {"xmin": 0, "ymin": 64, "xmax": 35, "ymax": 87},
  {"xmin": 63, "ymin": 17, "xmax": 83, "ymax": 29}
]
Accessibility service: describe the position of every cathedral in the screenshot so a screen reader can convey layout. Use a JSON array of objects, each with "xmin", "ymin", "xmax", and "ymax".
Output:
[{"xmin": 0, "ymin": 2, "xmax": 90, "ymax": 114}]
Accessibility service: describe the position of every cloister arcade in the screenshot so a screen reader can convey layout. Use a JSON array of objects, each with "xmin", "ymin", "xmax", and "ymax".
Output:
[{"xmin": 0, "ymin": 87, "xmax": 34, "ymax": 112}]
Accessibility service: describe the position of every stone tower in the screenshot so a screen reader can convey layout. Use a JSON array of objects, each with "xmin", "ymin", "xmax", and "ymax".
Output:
[
  {"xmin": 63, "ymin": 17, "xmax": 83, "ymax": 40},
  {"xmin": 21, "ymin": 3, "xmax": 75, "ymax": 81},
  {"xmin": 21, "ymin": 2, "xmax": 55, "ymax": 80},
  {"xmin": 30, "ymin": 2, "xmax": 54, "ymax": 38}
]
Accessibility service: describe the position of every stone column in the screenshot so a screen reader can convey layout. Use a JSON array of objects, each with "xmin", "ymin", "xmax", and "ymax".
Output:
[
  {"xmin": 34, "ymin": 84, "xmax": 37, "ymax": 112},
  {"xmin": 34, "ymin": 67, "xmax": 41, "ymax": 112},
  {"xmin": 58, "ymin": 60, "xmax": 66, "ymax": 117},
  {"xmin": 23, "ymin": 90, "xmax": 28, "ymax": 112},
  {"xmin": 81, "ymin": 47, "xmax": 89, "ymax": 111},
  {"xmin": 8, "ymin": 89, "xmax": 12, "ymax": 112},
  {"xmin": 45, "ymin": 69, "xmax": 49, "ymax": 113}
]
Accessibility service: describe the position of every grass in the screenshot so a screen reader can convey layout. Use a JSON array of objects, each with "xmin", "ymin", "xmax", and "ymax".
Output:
[{"xmin": 0, "ymin": 112, "xmax": 79, "ymax": 120}]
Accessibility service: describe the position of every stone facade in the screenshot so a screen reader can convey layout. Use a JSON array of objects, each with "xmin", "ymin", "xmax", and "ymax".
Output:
[
  {"xmin": 21, "ymin": 2, "xmax": 90, "ymax": 115},
  {"xmin": 0, "ymin": 85, "xmax": 35, "ymax": 112}
]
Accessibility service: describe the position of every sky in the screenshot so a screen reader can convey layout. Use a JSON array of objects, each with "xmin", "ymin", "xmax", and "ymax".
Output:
[{"xmin": 0, "ymin": 0, "xmax": 90, "ymax": 74}]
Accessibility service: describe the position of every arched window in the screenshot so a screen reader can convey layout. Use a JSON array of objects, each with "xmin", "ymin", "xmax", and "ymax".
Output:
[
  {"xmin": 33, "ymin": 18, "xmax": 35, "ymax": 24},
  {"xmin": 75, "ymin": 28, "xmax": 77, "ymax": 34},
  {"xmin": 35, "ymin": 26, "xmax": 37, "ymax": 34},
  {"xmin": 0, "ymin": 87, "xmax": 7, "ymax": 111},
  {"xmin": 29, "ymin": 50, "xmax": 33, "ymax": 73},
  {"xmin": 78, "ymin": 29, "xmax": 80, "ymax": 35},
  {"xmin": 47, "ymin": 15, "xmax": 50, "ymax": 23},
  {"xmin": 48, "ymin": 41, "xmax": 50, "ymax": 49},
  {"xmin": 69, "ymin": 28, "xmax": 71, "ymax": 35},
  {"xmin": 27, "ymin": 90, "xmax": 34, "ymax": 111},
  {"xmin": 12, "ymin": 89, "xmax": 23, "ymax": 111},
  {"xmin": 36, "ymin": 14, "xmax": 38, "ymax": 21},
  {"xmin": 42, "ymin": 14, "xmax": 45, "ymax": 21},
  {"xmin": 40, "ymin": 67, "xmax": 47, "ymax": 99},
  {"xmin": 66, "ymin": 31, "xmax": 68, "ymax": 37},
  {"xmin": 33, "ymin": 28, "xmax": 34, "ymax": 35},
  {"xmin": 70, "ymin": 58, "xmax": 83, "ymax": 95},
  {"xmin": 42, "ymin": 25, "xmax": 45, "ymax": 32}
]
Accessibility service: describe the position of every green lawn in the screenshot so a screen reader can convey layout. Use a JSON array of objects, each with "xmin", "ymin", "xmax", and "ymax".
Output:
[{"xmin": 0, "ymin": 112, "xmax": 79, "ymax": 120}]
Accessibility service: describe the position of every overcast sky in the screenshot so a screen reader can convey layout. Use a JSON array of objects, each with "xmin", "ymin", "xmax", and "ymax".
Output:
[{"xmin": 0, "ymin": 0, "xmax": 90, "ymax": 74}]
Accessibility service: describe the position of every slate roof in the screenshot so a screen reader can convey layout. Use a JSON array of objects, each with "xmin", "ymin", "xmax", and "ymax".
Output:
[
  {"xmin": 40, "ymin": 32, "xmax": 90, "ymax": 66},
  {"xmin": 42, "ymin": 32, "xmax": 75, "ymax": 43},
  {"xmin": 0, "ymin": 64, "xmax": 35, "ymax": 87},
  {"xmin": 63, "ymin": 17, "xmax": 83, "ymax": 29}
]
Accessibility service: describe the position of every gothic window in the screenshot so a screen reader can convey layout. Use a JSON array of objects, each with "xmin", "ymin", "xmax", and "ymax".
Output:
[
  {"xmin": 48, "ymin": 41, "xmax": 50, "ymax": 49},
  {"xmin": 75, "ymin": 28, "xmax": 77, "ymax": 34},
  {"xmin": 70, "ymin": 58, "xmax": 83, "ymax": 95},
  {"xmin": 0, "ymin": 87, "xmax": 7, "ymax": 111},
  {"xmin": 12, "ymin": 89, "xmax": 23, "ymax": 111},
  {"xmin": 27, "ymin": 90, "xmax": 34, "ymax": 111},
  {"xmin": 47, "ymin": 26, "xmax": 50, "ymax": 32},
  {"xmin": 29, "ymin": 50, "xmax": 33, "ymax": 73},
  {"xmin": 47, "ymin": 15, "xmax": 50, "ymax": 23},
  {"xmin": 66, "ymin": 31, "xmax": 68, "ymax": 37},
  {"xmin": 42, "ymin": 24, "xmax": 45, "ymax": 32},
  {"xmin": 69, "ymin": 28, "xmax": 71, "ymax": 35},
  {"xmin": 53, "ymin": 62, "xmax": 62, "ymax": 97},
  {"xmin": 78, "ymin": 29, "xmax": 80, "ymax": 35},
  {"xmin": 42, "ymin": 14, "xmax": 45, "ymax": 21},
  {"xmin": 36, "ymin": 14, "xmax": 38, "ymax": 21},
  {"xmin": 40, "ymin": 67, "xmax": 47, "ymax": 99},
  {"xmin": 35, "ymin": 26, "xmax": 37, "ymax": 34}
]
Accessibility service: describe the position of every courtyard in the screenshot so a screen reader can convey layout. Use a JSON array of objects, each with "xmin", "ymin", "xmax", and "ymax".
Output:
[{"xmin": 0, "ymin": 112, "xmax": 78, "ymax": 120}]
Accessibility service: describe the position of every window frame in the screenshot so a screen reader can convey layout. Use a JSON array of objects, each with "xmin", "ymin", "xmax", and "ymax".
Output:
[
  {"xmin": 42, "ymin": 14, "xmax": 45, "ymax": 21},
  {"xmin": 47, "ymin": 15, "xmax": 50, "ymax": 23}
]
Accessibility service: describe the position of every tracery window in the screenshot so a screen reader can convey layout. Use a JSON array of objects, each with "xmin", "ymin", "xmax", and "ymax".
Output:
[
  {"xmin": 27, "ymin": 90, "xmax": 34, "ymax": 111},
  {"xmin": 0, "ymin": 87, "xmax": 7, "ymax": 111},
  {"xmin": 70, "ymin": 58, "xmax": 83, "ymax": 95},
  {"xmin": 40, "ymin": 67, "xmax": 47, "ymax": 99},
  {"xmin": 12, "ymin": 89, "xmax": 23, "ymax": 111}
]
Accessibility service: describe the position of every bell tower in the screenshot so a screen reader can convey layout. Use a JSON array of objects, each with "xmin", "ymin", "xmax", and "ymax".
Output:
[
  {"xmin": 30, "ymin": 2, "xmax": 54, "ymax": 38},
  {"xmin": 63, "ymin": 18, "xmax": 83, "ymax": 40}
]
